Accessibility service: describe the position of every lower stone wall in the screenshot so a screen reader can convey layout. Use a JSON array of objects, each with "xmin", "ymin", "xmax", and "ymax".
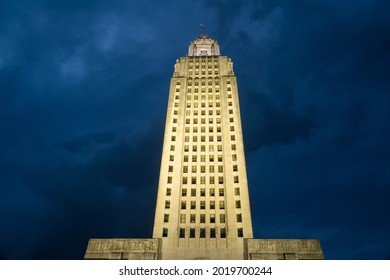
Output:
[
  {"xmin": 84, "ymin": 238, "xmax": 324, "ymax": 260},
  {"xmin": 84, "ymin": 238, "xmax": 161, "ymax": 260},
  {"xmin": 245, "ymin": 239, "xmax": 324, "ymax": 260}
]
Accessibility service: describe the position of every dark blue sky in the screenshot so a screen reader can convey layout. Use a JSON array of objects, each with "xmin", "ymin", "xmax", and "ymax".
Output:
[{"xmin": 1, "ymin": 0, "xmax": 389, "ymax": 260}]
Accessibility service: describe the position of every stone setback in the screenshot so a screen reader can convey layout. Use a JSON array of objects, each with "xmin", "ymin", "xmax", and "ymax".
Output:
[
  {"xmin": 84, "ymin": 238, "xmax": 160, "ymax": 260},
  {"xmin": 245, "ymin": 239, "xmax": 324, "ymax": 260}
]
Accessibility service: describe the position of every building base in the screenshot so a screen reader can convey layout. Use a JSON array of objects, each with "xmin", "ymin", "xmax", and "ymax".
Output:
[{"xmin": 84, "ymin": 238, "xmax": 324, "ymax": 260}]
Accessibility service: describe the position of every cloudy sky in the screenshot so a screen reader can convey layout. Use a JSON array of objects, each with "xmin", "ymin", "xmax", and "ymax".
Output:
[{"xmin": 1, "ymin": 0, "xmax": 389, "ymax": 260}]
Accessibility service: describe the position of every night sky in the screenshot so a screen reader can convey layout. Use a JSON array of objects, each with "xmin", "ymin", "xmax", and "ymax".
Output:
[{"xmin": 1, "ymin": 0, "xmax": 389, "ymax": 260}]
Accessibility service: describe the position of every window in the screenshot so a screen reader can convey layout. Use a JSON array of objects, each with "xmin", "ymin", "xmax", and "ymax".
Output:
[
  {"xmin": 201, "ymin": 155, "xmax": 206, "ymax": 162},
  {"xmin": 182, "ymin": 177, "xmax": 187, "ymax": 184},
  {"xmin": 209, "ymin": 166, "xmax": 214, "ymax": 173},
  {"xmin": 174, "ymin": 102, "xmax": 178, "ymax": 107},
  {"xmin": 162, "ymin": 228, "xmax": 168, "ymax": 237},
  {"xmin": 236, "ymin": 214, "xmax": 242, "ymax": 222},
  {"xmin": 210, "ymin": 214, "xmax": 216, "ymax": 223},
  {"xmin": 232, "ymin": 154, "xmax": 237, "ymax": 161},
  {"xmin": 218, "ymin": 165, "xmax": 223, "ymax": 173},
  {"xmin": 172, "ymin": 127, "xmax": 177, "ymax": 132},
  {"xmin": 183, "ymin": 166, "xmax": 188, "ymax": 173},
  {"xmin": 220, "ymin": 214, "xmax": 226, "ymax": 223},
  {"xmin": 201, "ymin": 166, "xmax": 205, "ymax": 173},
  {"xmin": 165, "ymin": 201, "xmax": 170, "ymax": 209},
  {"xmin": 169, "ymin": 155, "xmax": 174, "ymax": 161},
  {"xmin": 200, "ymin": 188, "xmax": 205, "ymax": 196},
  {"xmin": 191, "ymin": 177, "xmax": 196, "ymax": 184},
  {"xmin": 192, "ymin": 155, "xmax": 197, "ymax": 162},
  {"xmin": 192, "ymin": 165, "xmax": 197, "ymax": 172},
  {"xmin": 210, "ymin": 228, "xmax": 216, "ymax": 238},
  {"xmin": 219, "ymin": 188, "xmax": 224, "ymax": 196},
  {"xmin": 168, "ymin": 165, "xmax": 173, "ymax": 172},
  {"xmin": 210, "ymin": 188, "xmax": 215, "ymax": 196},
  {"xmin": 234, "ymin": 176, "xmax": 239, "ymax": 183},
  {"xmin": 200, "ymin": 228, "xmax": 206, "ymax": 238},
  {"xmin": 190, "ymin": 214, "xmax": 195, "ymax": 223},
  {"xmin": 191, "ymin": 201, "xmax": 196, "ymax": 209},
  {"xmin": 164, "ymin": 214, "xmax": 169, "ymax": 223},
  {"xmin": 191, "ymin": 188, "xmax": 196, "ymax": 196},
  {"xmin": 179, "ymin": 228, "xmax": 185, "ymax": 238},
  {"xmin": 233, "ymin": 165, "xmax": 238, "ymax": 172},
  {"xmin": 209, "ymin": 145, "xmax": 214, "ymax": 152},
  {"xmin": 220, "ymin": 228, "xmax": 226, "ymax": 238},
  {"xmin": 218, "ymin": 177, "xmax": 224, "ymax": 184},
  {"xmin": 209, "ymin": 136, "xmax": 214, "ymax": 142},
  {"xmin": 237, "ymin": 228, "xmax": 243, "ymax": 237},
  {"xmin": 166, "ymin": 188, "xmax": 171, "ymax": 196},
  {"xmin": 217, "ymin": 135, "xmax": 221, "ymax": 142},
  {"xmin": 219, "ymin": 201, "xmax": 225, "ymax": 209},
  {"xmin": 230, "ymin": 126, "xmax": 234, "ymax": 131},
  {"xmin": 236, "ymin": 200, "xmax": 241, "ymax": 208},
  {"xmin": 170, "ymin": 145, "xmax": 175, "ymax": 151},
  {"xmin": 180, "ymin": 214, "xmax": 186, "ymax": 223},
  {"xmin": 210, "ymin": 201, "xmax": 215, "ymax": 210},
  {"xmin": 200, "ymin": 201, "xmax": 205, "ymax": 209},
  {"xmin": 181, "ymin": 201, "xmax": 186, "ymax": 209},
  {"xmin": 184, "ymin": 155, "xmax": 188, "ymax": 162},
  {"xmin": 218, "ymin": 155, "xmax": 222, "ymax": 162},
  {"xmin": 190, "ymin": 228, "xmax": 195, "ymax": 238},
  {"xmin": 173, "ymin": 110, "xmax": 178, "ymax": 115},
  {"xmin": 185, "ymin": 136, "xmax": 189, "ymax": 142},
  {"xmin": 182, "ymin": 189, "xmax": 187, "ymax": 196},
  {"xmin": 210, "ymin": 155, "xmax": 214, "ymax": 162},
  {"xmin": 209, "ymin": 177, "xmax": 215, "ymax": 184},
  {"xmin": 235, "ymin": 188, "xmax": 240, "ymax": 195},
  {"xmin": 231, "ymin": 144, "xmax": 236, "ymax": 151},
  {"xmin": 201, "ymin": 145, "xmax": 205, "ymax": 152}
]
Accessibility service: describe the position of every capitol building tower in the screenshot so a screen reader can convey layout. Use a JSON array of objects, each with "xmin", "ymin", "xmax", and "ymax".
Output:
[{"xmin": 84, "ymin": 33, "xmax": 325, "ymax": 260}]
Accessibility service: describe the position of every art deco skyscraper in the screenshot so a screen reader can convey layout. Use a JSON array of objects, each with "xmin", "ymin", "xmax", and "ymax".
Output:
[
  {"xmin": 84, "ymin": 33, "xmax": 324, "ymax": 260},
  {"xmin": 152, "ymin": 34, "xmax": 253, "ymax": 259}
]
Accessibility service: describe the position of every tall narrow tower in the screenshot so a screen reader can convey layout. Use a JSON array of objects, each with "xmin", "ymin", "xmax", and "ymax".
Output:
[
  {"xmin": 84, "ymin": 33, "xmax": 324, "ymax": 260},
  {"xmin": 152, "ymin": 33, "xmax": 253, "ymax": 259}
]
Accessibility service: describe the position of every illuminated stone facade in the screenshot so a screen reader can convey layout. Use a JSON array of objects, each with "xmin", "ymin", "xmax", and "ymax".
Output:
[{"xmin": 84, "ymin": 34, "xmax": 324, "ymax": 260}]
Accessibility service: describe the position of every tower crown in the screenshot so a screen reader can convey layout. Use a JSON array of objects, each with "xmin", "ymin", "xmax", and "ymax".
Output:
[{"xmin": 188, "ymin": 33, "xmax": 220, "ymax": 56}]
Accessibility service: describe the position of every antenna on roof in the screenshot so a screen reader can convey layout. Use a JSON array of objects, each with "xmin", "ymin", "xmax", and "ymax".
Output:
[{"xmin": 200, "ymin": 23, "xmax": 205, "ymax": 32}]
